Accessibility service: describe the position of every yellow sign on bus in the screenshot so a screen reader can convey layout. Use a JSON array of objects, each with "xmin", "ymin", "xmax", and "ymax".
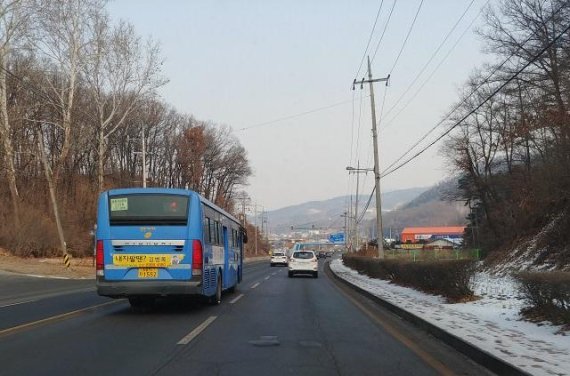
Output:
[{"xmin": 113, "ymin": 254, "xmax": 173, "ymax": 267}]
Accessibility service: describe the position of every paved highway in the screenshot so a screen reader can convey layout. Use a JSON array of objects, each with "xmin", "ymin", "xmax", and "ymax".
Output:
[{"xmin": 0, "ymin": 260, "xmax": 492, "ymax": 375}]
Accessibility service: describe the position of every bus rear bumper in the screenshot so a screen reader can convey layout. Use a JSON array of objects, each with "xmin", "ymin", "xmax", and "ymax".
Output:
[{"xmin": 96, "ymin": 279, "xmax": 202, "ymax": 298}]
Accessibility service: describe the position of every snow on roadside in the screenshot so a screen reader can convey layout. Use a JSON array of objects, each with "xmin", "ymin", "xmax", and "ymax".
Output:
[{"xmin": 330, "ymin": 259, "xmax": 570, "ymax": 376}]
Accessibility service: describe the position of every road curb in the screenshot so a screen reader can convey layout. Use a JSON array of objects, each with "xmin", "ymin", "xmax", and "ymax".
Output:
[{"xmin": 325, "ymin": 261, "xmax": 529, "ymax": 376}]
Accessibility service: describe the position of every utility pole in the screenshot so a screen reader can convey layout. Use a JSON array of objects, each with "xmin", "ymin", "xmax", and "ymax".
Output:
[
  {"xmin": 353, "ymin": 56, "xmax": 389, "ymax": 259},
  {"xmin": 354, "ymin": 161, "xmax": 360, "ymax": 252},
  {"xmin": 141, "ymin": 128, "xmax": 147, "ymax": 188},
  {"xmin": 254, "ymin": 202, "xmax": 258, "ymax": 255},
  {"xmin": 131, "ymin": 129, "xmax": 148, "ymax": 188}
]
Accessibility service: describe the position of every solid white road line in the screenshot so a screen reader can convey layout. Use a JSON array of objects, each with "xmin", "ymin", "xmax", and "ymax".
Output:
[
  {"xmin": 250, "ymin": 282, "xmax": 260, "ymax": 289},
  {"xmin": 229, "ymin": 294, "xmax": 244, "ymax": 304},
  {"xmin": 0, "ymin": 300, "xmax": 36, "ymax": 308},
  {"xmin": 177, "ymin": 316, "xmax": 217, "ymax": 345},
  {"xmin": 0, "ymin": 300, "xmax": 123, "ymax": 338}
]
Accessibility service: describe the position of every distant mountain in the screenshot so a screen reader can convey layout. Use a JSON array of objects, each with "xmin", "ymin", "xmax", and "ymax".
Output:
[
  {"xmin": 402, "ymin": 179, "xmax": 459, "ymax": 209},
  {"xmin": 267, "ymin": 187, "xmax": 427, "ymax": 234}
]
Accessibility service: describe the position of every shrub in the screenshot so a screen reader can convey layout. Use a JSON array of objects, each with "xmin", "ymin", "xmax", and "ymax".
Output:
[
  {"xmin": 342, "ymin": 255, "xmax": 476, "ymax": 303},
  {"xmin": 0, "ymin": 206, "xmax": 60, "ymax": 257},
  {"xmin": 516, "ymin": 272, "xmax": 570, "ymax": 327}
]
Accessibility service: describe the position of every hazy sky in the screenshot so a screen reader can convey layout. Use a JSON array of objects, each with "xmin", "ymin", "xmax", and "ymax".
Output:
[{"xmin": 108, "ymin": 0, "xmax": 491, "ymax": 210}]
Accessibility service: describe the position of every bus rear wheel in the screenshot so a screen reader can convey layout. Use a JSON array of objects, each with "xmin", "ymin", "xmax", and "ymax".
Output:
[{"xmin": 209, "ymin": 275, "xmax": 222, "ymax": 305}]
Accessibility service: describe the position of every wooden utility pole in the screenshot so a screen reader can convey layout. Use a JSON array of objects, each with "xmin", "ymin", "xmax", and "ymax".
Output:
[{"xmin": 353, "ymin": 56, "xmax": 389, "ymax": 259}]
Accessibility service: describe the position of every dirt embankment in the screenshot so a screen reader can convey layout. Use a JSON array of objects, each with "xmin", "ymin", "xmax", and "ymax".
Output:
[
  {"xmin": 0, "ymin": 249, "xmax": 95, "ymax": 279},
  {"xmin": 0, "ymin": 249, "xmax": 269, "ymax": 279}
]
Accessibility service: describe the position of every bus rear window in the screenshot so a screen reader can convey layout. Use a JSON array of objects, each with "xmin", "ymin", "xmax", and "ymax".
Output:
[{"xmin": 109, "ymin": 194, "xmax": 189, "ymax": 225}]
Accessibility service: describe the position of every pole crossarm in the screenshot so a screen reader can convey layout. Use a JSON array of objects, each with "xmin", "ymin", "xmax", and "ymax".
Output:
[{"xmin": 352, "ymin": 75, "xmax": 390, "ymax": 90}]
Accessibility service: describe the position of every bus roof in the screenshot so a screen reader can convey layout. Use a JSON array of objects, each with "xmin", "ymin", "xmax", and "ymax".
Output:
[{"xmin": 105, "ymin": 188, "xmax": 241, "ymax": 226}]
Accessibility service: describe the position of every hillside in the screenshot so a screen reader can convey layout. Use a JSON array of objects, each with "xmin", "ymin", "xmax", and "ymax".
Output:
[
  {"xmin": 363, "ymin": 181, "xmax": 468, "ymax": 238},
  {"xmin": 267, "ymin": 187, "xmax": 427, "ymax": 234},
  {"xmin": 265, "ymin": 180, "xmax": 468, "ymax": 239}
]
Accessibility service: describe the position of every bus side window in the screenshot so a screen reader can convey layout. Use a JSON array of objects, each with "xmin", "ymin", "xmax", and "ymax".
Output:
[
  {"xmin": 209, "ymin": 218, "xmax": 214, "ymax": 244},
  {"xmin": 218, "ymin": 222, "xmax": 222, "ymax": 245},
  {"xmin": 204, "ymin": 217, "xmax": 211, "ymax": 244},
  {"xmin": 214, "ymin": 221, "xmax": 220, "ymax": 245}
]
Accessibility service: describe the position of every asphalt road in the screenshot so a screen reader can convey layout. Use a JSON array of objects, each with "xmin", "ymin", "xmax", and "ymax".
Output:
[{"xmin": 0, "ymin": 260, "xmax": 493, "ymax": 376}]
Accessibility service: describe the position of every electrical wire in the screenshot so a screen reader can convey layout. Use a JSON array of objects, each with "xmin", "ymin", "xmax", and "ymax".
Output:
[
  {"xmin": 382, "ymin": 0, "xmax": 487, "ymax": 130},
  {"xmin": 381, "ymin": 0, "xmax": 570, "ymax": 175},
  {"xmin": 357, "ymin": 187, "xmax": 376, "ymax": 224},
  {"xmin": 370, "ymin": 0, "xmax": 398, "ymax": 64},
  {"xmin": 388, "ymin": 0, "xmax": 425, "ymax": 74},
  {"xmin": 354, "ymin": 0, "xmax": 385, "ymax": 81},
  {"xmin": 238, "ymin": 97, "xmax": 359, "ymax": 131},
  {"xmin": 383, "ymin": 0, "xmax": 477, "ymax": 120},
  {"xmin": 380, "ymin": 19, "xmax": 570, "ymax": 179}
]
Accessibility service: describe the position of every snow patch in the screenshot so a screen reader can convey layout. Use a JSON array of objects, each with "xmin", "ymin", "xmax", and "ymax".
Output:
[{"xmin": 331, "ymin": 259, "xmax": 570, "ymax": 376}]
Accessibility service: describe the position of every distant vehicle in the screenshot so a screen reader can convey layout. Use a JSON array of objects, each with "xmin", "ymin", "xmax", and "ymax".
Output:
[
  {"xmin": 270, "ymin": 251, "xmax": 287, "ymax": 267},
  {"xmin": 325, "ymin": 251, "xmax": 333, "ymax": 258},
  {"xmin": 288, "ymin": 250, "xmax": 318, "ymax": 278},
  {"xmin": 95, "ymin": 188, "xmax": 247, "ymax": 308}
]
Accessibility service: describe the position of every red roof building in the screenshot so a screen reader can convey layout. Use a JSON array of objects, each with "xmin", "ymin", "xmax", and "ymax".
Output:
[{"xmin": 401, "ymin": 226, "xmax": 465, "ymax": 243}]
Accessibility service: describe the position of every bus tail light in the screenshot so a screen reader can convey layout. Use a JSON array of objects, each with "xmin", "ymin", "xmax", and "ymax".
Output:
[
  {"xmin": 96, "ymin": 240, "xmax": 104, "ymax": 276},
  {"xmin": 192, "ymin": 240, "xmax": 203, "ymax": 276}
]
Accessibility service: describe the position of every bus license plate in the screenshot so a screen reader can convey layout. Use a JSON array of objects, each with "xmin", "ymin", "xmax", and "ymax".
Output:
[{"xmin": 138, "ymin": 268, "xmax": 158, "ymax": 278}]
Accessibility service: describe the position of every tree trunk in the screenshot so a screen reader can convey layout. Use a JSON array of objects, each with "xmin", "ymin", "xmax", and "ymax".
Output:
[
  {"xmin": 37, "ymin": 130, "xmax": 66, "ymax": 257},
  {"xmin": 98, "ymin": 126, "xmax": 105, "ymax": 192},
  {"xmin": 0, "ymin": 53, "xmax": 20, "ymax": 227}
]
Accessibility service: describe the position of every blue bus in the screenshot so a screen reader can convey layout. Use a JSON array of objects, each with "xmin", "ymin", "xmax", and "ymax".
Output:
[{"xmin": 95, "ymin": 188, "xmax": 247, "ymax": 307}]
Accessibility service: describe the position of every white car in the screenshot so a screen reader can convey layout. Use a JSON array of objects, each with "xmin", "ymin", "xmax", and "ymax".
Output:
[
  {"xmin": 288, "ymin": 250, "xmax": 318, "ymax": 278},
  {"xmin": 270, "ymin": 251, "xmax": 287, "ymax": 267}
]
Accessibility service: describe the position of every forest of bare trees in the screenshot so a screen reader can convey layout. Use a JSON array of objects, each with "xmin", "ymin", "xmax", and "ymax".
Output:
[
  {"xmin": 0, "ymin": 0, "xmax": 253, "ymax": 256},
  {"xmin": 445, "ymin": 0, "xmax": 570, "ymax": 266}
]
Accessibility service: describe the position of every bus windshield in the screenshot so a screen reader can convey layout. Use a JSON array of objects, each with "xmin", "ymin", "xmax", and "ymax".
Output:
[{"xmin": 109, "ymin": 194, "xmax": 189, "ymax": 225}]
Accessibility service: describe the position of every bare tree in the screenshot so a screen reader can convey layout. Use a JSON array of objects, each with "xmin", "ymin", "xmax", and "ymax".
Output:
[
  {"xmin": 31, "ymin": 0, "xmax": 105, "ymax": 187},
  {"xmin": 0, "ymin": 0, "xmax": 29, "ymax": 226},
  {"xmin": 83, "ymin": 14, "xmax": 167, "ymax": 192}
]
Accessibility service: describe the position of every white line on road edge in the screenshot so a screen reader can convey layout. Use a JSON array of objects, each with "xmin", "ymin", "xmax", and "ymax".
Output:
[
  {"xmin": 229, "ymin": 294, "xmax": 244, "ymax": 304},
  {"xmin": 0, "ymin": 300, "xmax": 36, "ymax": 308},
  {"xmin": 177, "ymin": 316, "xmax": 217, "ymax": 345}
]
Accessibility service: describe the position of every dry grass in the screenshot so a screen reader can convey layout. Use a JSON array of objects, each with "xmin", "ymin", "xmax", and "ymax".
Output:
[{"xmin": 0, "ymin": 251, "xmax": 94, "ymax": 279}]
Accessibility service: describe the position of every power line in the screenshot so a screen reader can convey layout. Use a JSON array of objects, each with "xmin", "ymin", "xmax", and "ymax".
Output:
[
  {"xmin": 238, "ymin": 97, "xmax": 358, "ymax": 131},
  {"xmin": 388, "ymin": 0, "xmax": 424, "ymax": 74},
  {"xmin": 370, "ymin": 0, "xmax": 398, "ymax": 64},
  {"xmin": 382, "ymin": 0, "xmax": 487, "ymax": 130},
  {"xmin": 381, "ymin": 0, "xmax": 570, "ymax": 175},
  {"xmin": 354, "ymin": 0, "xmax": 385, "ymax": 80},
  {"xmin": 354, "ymin": 88, "xmax": 365, "ymax": 164},
  {"xmin": 383, "ymin": 0, "xmax": 477, "ymax": 120},
  {"xmin": 381, "ymin": 19, "xmax": 570, "ymax": 179},
  {"xmin": 357, "ymin": 187, "xmax": 375, "ymax": 224}
]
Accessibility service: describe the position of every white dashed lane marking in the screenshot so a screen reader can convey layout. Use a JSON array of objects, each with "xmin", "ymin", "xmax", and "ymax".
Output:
[
  {"xmin": 229, "ymin": 294, "xmax": 244, "ymax": 304},
  {"xmin": 177, "ymin": 316, "xmax": 217, "ymax": 345},
  {"xmin": 250, "ymin": 282, "xmax": 260, "ymax": 289}
]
